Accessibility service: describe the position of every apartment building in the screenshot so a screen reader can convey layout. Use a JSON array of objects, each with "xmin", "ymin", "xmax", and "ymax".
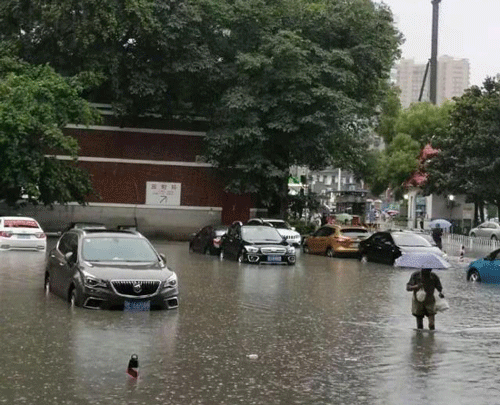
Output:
[{"xmin": 395, "ymin": 56, "xmax": 470, "ymax": 107}]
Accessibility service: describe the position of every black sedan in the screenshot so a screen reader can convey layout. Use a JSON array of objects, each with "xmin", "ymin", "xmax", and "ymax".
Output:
[
  {"xmin": 44, "ymin": 229, "xmax": 179, "ymax": 310},
  {"xmin": 220, "ymin": 223, "xmax": 296, "ymax": 265},
  {"xmin": 189, "ymin": 225, "xmax": 228, "ymax": 255},
  {"xmin": 358, "ymin": 230, "xmax": 444, "ymax": 265}
]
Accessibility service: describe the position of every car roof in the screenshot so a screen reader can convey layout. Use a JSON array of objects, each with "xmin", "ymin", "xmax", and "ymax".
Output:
[
  {"xmin": 0, "ymin": 216, "xmax": 39, "ymax": 221},
  {"xmin": 72, "ymin": 229, "xmax": 143, "ymax": 238}
]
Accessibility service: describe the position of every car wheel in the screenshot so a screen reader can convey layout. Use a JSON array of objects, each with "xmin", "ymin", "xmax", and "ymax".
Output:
[
  {"xmin": 237, "ymin": 251, "xmax": 245, "ymax": 263},
  {"xmin": 69, "ymin": 287, "xmax": 82, "ymax": 308},
  {"xmin": 468, "ymin": 269, "xmax": 481, "ymax": 282},
  {"xmin": 492, "ymin": 235, "xmax": 498, "ymax": 241},
  {"xmin": 303, "ymin": 244, "xmax": 310, "ymax": 254},
  {"xmin": 44, "ymin": 273, "xmax": 51, "ymax": 296},
  {"xmin": 326, "ymin": 247, "xmax": 335, "ymax": 257}
]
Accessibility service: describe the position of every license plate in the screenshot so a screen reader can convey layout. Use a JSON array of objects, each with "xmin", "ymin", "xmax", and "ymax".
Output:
[
  {"xmin": 267, "ymin": 255, "xmax": 282, "ymax": 262},
  {"xmin": 17, "ymin": 234, "xmax": 30, "ymax": 239},
  {"xmin": 124, "ymin": 300, "xmax": 150, "ymax": 311}
]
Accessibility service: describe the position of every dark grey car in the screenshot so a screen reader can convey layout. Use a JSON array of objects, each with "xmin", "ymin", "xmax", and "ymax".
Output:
[{"xmin": 44, "ymin": 229, "xmax": 179, "ymax": 310}]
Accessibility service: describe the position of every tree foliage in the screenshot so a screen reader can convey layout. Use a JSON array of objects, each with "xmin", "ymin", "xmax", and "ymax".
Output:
[
  {"xmin": 205, "ymin": 0, "xmax": 402, "ymax": 214},
  {"xmin": 424, "ymin": 77, "xmax": 500, "ymax": 223},
  {"xmin": 0, "ymin": 52, "xmax": 100, "ymax": 206},
  {"xmin": 0, "ymin": 0, "xmax": 224, "ymax": 119},
  {"xmin": 395, "ymin": 101, "xmax": 453, "ymax": 147}
]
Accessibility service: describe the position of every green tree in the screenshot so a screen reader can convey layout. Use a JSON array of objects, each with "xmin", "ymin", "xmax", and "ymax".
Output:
[
  {"xmin": 395, "ymin": 101, "xmax": 453, "ymax": 146},
  {"xmin": 376, "ymin": 84, "xmax": 401, "ymax": 145},
  {"xmin": 0, "ymin": 0, "xmax": 223, "ymax": 119},
  {"xmin": 425, "ymin": 78, "xmax": 500, "ymax": 225},
  {"xmin": 205, "ymin": 0, "xmax": 402, "ymax": 216},
  {"xmin": 0, "ymin": 53, "xmax": 100, "ymax": 206}
]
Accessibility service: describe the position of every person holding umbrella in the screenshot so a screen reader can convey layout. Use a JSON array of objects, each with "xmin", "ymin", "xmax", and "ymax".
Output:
[
  {"xmin": 406, "ymin": 268, "xmax": 445, "ymax": 330},
  {"xmin": 396, "ymin": 252, "xmax": 449, "ymax": 330},
  {"xmin": 431, "ymin": 223, "xmax": 443, "ymax": 249}
]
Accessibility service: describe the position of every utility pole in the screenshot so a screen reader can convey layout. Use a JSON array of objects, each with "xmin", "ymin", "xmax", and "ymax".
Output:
[{"xmin": 429, "ymin": 0, "xmax": 441, "ymax": 105}]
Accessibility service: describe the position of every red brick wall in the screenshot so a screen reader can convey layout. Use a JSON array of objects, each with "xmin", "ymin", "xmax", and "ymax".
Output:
[
  {"xmin": 65, "ymin": 127, "xmax": 204, "ymax": 162},
  {"xmin": 78, "ymin": 161, "xmax": 225, "ymax": 206}
]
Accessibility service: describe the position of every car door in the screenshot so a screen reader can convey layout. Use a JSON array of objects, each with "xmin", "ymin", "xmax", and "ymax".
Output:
[
  {"xmin": 48, "ymin": 233, "xmax": 73, "ymax": 297},
  {"xmin": 59, "ymin": 233, "xmax": 79, "ymax": 298},
  {"xmin": 481, "ymin": 249, "xmax": 500, "ymax": 282},
  {"xmin": 222, "ymin": 224, "xmax": 239, "ymax": 259},
  {"xmin": 476, "ymin": 223, "xmax": 489, "ymax": 238},
  {"xmin": 308, "ymin": 227, "xmax": 332, "ymax": 254},
  {"xmin": 370, "ymin": 233, "xmax": 394, "ymax": 263}
]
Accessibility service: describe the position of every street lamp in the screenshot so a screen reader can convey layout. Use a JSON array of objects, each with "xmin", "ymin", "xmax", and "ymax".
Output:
[{"xmin": 448, "ymin": 194, "xmax": 455, "ymax": 220}]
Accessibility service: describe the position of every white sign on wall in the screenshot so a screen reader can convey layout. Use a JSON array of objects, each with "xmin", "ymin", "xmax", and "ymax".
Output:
[{"xmin": 146, "ymin": 182, "xmax": 181, "ymax": 206}]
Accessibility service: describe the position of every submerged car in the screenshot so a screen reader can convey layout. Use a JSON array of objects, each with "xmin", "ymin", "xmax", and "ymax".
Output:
[
  {"xmin": 45, "ymin": 229, "xmax": 179, "ymax": 310},
  {"xmin": 358, "ymin": 230, "xmax": 444, "ymax": 265},
  {"xmin": 189, "ymin": 225, "xmax": 228, "ymax": 255},
  {"xmin": 467, "ymin": 249, "xmax": 500, "ymax": 282},
  {"xmin": 220, "ymin": 223, "xmax": 296, "ymax": 265},
  {"xmin": 0, "ymin": 216, "xmax": 46, "ymax": 251},
  {"xmin": 303, "ymin": 225, "xmax": 370, "ymax": 256},
  {"xmin": 246, "ymin": 218, "xmax": 302, "ymax": 246}
]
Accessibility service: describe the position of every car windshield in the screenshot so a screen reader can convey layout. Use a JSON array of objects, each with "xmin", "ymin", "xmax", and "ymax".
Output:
[
  {"xmin": 267, "ymin": 221, "xmax": 289, "ymax": 230},
  {"xmin": 82, "ymin": 237, "xmax": 158, "ymax": 262},
  {"xmin": 241, "ymin": 226, "xmax": 283, "ymax": 242},
  {"xmin": 341, "ymin": 228, "xmax": 369, "ymax": 237},
  {"xmin": 392, "ymin": 234, "xmax": 432, "ymax": 247}
]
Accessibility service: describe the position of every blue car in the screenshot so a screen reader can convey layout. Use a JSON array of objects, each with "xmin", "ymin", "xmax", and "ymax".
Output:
[{"xmin": 467, "ymin": 249, "xmax": 500, "ymax": 282}]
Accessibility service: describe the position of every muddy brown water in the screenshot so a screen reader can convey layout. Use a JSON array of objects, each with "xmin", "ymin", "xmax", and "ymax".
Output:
[{"xmin": 1, "ymin": 240, "xmax": 498, "ymax": 404}]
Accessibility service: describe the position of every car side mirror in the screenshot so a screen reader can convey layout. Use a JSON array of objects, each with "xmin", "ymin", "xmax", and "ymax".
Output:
[{"xmin": 64, "ymin": 252, "xmax": 74, "ymax": 262}]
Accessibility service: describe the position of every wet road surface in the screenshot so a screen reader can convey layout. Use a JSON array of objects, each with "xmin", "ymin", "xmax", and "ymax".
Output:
[{"xmin": 1, "ymin": 240, "xmax": 500, "ymax": 404}]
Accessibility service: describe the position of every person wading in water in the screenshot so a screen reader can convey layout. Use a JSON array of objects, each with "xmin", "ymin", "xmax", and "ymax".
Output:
[{"xmin": 406, "ymin": 268, "xmax": 445, "ymax": 330}]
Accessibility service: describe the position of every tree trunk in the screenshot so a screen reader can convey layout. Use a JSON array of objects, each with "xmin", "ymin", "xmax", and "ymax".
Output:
[{"xmin": 479, "ymin": 200, "xmax": 485, "ymax": 223}]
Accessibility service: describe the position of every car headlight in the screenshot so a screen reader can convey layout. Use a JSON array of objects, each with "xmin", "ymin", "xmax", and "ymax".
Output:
[
  {"xmin": 82, "ymin": 272, "xmax": 107, "ymax": 288},
  {"xmin": 165, "ymin": 273, "xmax": 178, "ymax": 287},
  {"xmin": 286, "ymin": 246, "xmax": 296, "ymax": 254},
  {"xmin": 245, "ymin": 246, "xmax": 259, "ymax": 253}
]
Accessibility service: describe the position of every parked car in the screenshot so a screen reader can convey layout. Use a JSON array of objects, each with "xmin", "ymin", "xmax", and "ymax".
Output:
[
  {"xmin": 44, "ymin": 229, "xmax": 179, "ymax": 310},
  {"xmin": 246, "ymin": 218, "xmax": 302, "ymax": 246},
  {"xmin": 466, "ymin": 249, "xmax": 500, "ymax": 282},
  {"xmin": 302, "ymin": 225, "xmax": 370, "ymax": 256},
  {"xmin": 0, "ymin": 216, "xmax": 46, "ymax": 251},
  {"xmin": 358, "ymin": 230, "xmax": 444, "ymax": 265},
  {"xmin": 189, "ymin": 225, "xmax": 228, "ymax": 255},
  {"xmin": 220, "ymin": 223, "xmax": 296, "ymax": 265},
  {"xmin": 469, "ymin": 222, "xmax": 500, "ymax": 240}
]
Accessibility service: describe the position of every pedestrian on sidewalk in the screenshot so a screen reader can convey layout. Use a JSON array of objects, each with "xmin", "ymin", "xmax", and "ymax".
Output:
[{"xmin": 406, "ymin": 268, "xmax": 445, "ymax": 330}]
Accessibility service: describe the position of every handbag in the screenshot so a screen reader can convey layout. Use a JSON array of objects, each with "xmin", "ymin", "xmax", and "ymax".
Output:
[
  {"xmin": 416, "ymin": 288, "xmax": 426, "ymax": 302},
  {"xmin": 434, "ymin": 292, "xmax": 450, "ymax": 312}
]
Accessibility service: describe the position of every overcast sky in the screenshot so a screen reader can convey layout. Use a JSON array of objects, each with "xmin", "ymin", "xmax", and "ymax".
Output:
[{"xmin": 378, "ymin": 0, "xmax": 500, "ymax": 87}]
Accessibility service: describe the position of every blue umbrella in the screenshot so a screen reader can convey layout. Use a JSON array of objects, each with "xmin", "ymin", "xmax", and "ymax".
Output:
[
  {"xmin": 394, "ymin": 252, "xmax": 451, "ymax": 269},
  {"xmin": 429, "ymin": 219, "xmax": 452, "ymax": 229}
]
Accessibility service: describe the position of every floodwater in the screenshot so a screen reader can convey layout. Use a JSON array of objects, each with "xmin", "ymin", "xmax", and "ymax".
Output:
[{"xmin": 1, "ymin": 240, "xmax": 500, "ymax": 404}]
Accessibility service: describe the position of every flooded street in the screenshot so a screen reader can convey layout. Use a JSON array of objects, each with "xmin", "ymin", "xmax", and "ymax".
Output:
[{"xmin": 1, "ymin": 239, "xmax": 500, "ymax": 404}]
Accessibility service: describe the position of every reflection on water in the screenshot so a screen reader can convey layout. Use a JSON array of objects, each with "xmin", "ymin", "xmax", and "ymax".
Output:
[{"xmin": 2, "ymin": 242, "xmax": 500, "ymax": 404}]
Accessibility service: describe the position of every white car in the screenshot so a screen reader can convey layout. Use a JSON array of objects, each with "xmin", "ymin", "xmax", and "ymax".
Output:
[
  {"xmin": 246, "ymin": 218, "xmax": 302, "ymax": 246},
  {"xmin": 0, "ymin": 216, "xmax": 47, "ymax": 251}
]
